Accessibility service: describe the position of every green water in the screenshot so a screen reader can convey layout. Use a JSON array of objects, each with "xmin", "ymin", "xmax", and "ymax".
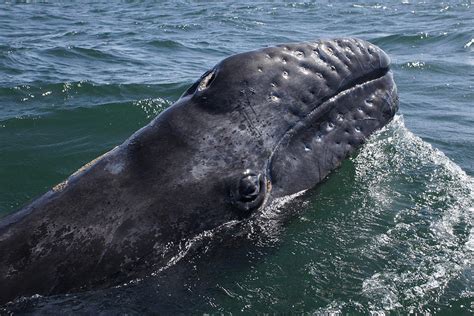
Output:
[{"xmin": 1, "ymin": 1, "xmax": 473, "ymax": 314}]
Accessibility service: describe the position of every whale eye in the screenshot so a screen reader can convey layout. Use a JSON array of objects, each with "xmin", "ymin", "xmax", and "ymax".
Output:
[
  {"xmin": 239, "ymin": 173, "xmax": 261, "ymax": 201},
  {"xmin": 231, "ymin": 170, "xmax": 266, "ymax": 215}
]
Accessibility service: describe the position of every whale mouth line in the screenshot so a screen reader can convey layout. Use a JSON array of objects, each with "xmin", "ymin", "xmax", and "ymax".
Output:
[
  {"xmin": 321, "ymin": 66, "xmax": 390, "ymax": 105},
  {"xmin": 264, "ymin": 65, "xmax": 395, "ymax": 198},
  {"xmin": 285, "ymin": 65, "xmax": 393, "ymax": 145}
]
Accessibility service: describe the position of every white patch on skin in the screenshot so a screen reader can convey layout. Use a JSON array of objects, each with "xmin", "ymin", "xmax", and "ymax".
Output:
[
  {"xmin": 71, "ymin": 146, "xmax": 120, "ymax": 178},
  {"xmin": 52, "ymin": 180, "xmax": 68, "ymax": 192},
  {"xmin": 105, "ymin": 160, "xmax": 125, "ymax": 175}
]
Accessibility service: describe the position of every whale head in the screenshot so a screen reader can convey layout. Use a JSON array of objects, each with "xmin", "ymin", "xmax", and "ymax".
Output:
[
  {"xmin": 135, "ymin": 38, "xmax": 398, "ymax": 220},
  {"xmin": 0, "ymin": 38, "xmax": 398, "ymax": 303}
]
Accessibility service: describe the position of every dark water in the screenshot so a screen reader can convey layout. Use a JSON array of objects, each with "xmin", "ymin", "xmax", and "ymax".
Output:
[{"xmin": 1, "ymin": 0, "xmax": 473, "ymax": 314}]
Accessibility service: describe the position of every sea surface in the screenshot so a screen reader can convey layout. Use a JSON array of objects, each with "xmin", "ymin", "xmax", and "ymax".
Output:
[{"xmin": 0, "ymin": 0, "xmax": 473, "ymax": 314}]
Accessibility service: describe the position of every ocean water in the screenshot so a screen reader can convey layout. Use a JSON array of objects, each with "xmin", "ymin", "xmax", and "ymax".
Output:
[{"xmin": 0, "ymin": 0, "xmax": 473, "ymax": 314}]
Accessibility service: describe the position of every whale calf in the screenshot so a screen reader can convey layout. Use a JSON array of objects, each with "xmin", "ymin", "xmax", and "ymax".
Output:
[{"xmin": 0, "ymin": 38, "xmax": 398, "ymax": 304}]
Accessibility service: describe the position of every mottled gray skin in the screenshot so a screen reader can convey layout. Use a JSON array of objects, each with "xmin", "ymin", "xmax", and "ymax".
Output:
[{"xmin": 0, "ymin": 38, "xmax": 398, "ymax": 304}]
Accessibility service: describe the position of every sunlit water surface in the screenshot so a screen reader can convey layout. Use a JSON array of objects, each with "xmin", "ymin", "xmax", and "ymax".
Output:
[{"xmin": 0, "ymin": 1, "xmax": 472, "ymax": 314}]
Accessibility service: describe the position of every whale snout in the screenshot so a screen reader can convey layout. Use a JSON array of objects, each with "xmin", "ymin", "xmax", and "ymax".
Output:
[
  {"xmin": 289, "ymin": 38, "xmax": 392, "ymax": 93},
  {"xmin": 310, "ymin": 38, "xmax": 398, "ymax": 122},
  {"xmin": 264, "ymin": 39, "xmax": 399, "ymax": 197}
]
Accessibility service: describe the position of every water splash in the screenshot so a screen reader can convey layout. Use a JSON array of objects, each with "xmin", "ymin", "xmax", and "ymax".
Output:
[
  {"xmin": 352, "ymin": 115, "xmax": 473, "ymax": 312},
  {"xmin": 134, "ymin": 97, "xmax": 171, "ymax": 119}
]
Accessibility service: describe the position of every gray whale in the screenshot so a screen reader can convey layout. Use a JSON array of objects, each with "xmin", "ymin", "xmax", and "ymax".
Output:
[{"xmin": 0, "ymin": 38, "xmax": 398, "ymax": 304}]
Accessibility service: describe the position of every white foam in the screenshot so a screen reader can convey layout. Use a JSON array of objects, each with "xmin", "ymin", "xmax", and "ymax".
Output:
[{"xmin": 352, "ymin": 115, "xmax": 474, "ymax": 310}]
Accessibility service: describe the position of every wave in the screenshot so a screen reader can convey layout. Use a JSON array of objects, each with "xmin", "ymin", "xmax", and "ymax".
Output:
[
  {"xmin": 147, "ymin": 39, "xmax": 187, "ymax": 49},
  {"xmin": 0, "ymin": 81, "xmax": 187, "ymax": 121},
  {"xmin": 318, "ymin": 115, "xmax": 473, "ymax": 313}
]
